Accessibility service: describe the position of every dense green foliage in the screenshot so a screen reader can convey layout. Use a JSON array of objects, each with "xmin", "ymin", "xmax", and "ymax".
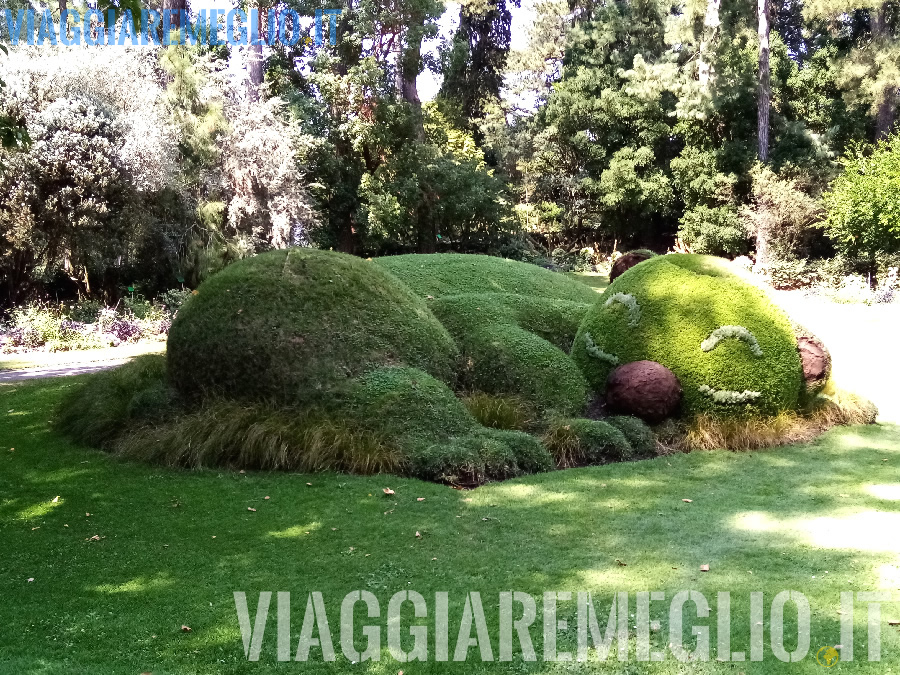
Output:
[
  {"xmin": 542, "ymin": 417, "xmax": 635, "ymax": 467},
  {"xmin": 167, "ymin": 249, "xmax": 458, "ymax": 404},
  {"xmin": 376, "ymin": 253, "xmax": 599, "ymax": 302},
  {"xmin": 823, "ymin": 138, "xmax": 900, "ymax": 260},
  {"xmin": 572, "ymin": 255, "xmax": 803, "ymax": 417}
]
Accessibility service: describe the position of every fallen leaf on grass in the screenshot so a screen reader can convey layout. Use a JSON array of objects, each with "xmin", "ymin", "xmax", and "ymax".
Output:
[
  {"xmin": 383, "ymin": 488, "xmax": 395, "ymax": 496},
  {"xmin": 682, "ymin": 499, "xmax": 693, "ymax": 503},
  {"xmin": 415, "ymin": 531, "xmax": 421, "ymax": 538},
  {"xmin": 700, "ymin": 564, "xmax": 710, "ymax": 572},
  {"xmin": 306, "ymin": 483, "xmax": 312, "ymax": 486},
  {"xmin": 181, "ymin": 625, "xmax": 192, "ymax": 632},
  {"xmin": 247, "ymin": 508, "xmax": 256, "ymax": 512}
]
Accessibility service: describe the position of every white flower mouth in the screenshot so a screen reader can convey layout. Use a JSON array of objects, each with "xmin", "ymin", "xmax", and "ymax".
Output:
[{"xmin": 698, "ymin": 384, "xmax": 761, "ymax": 404}]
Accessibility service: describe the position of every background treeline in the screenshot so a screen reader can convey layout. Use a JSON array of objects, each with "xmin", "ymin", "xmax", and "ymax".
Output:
[{"xmin": 2, "ymin": 0, "xmax": 900, "ymax": 308}]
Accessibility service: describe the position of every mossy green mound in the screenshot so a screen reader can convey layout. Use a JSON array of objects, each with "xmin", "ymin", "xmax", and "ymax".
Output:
[
  {"xmin": 429, "ymin": 293, "xmax": 590, "ymax": 414},
  {"xmin": 348, "ymin": 366, "xmax": 553, "ymax": 483},
  {"xmin": 376, "ymin": 253, "xmax": 600, "ymax": 303},
  {"xmin": 572, "ymin": 254, "xmax": 803, "ymax": 418},
  {"xmin": 167, "ymin": 249, "xmax": 458, "ymax": 404}
]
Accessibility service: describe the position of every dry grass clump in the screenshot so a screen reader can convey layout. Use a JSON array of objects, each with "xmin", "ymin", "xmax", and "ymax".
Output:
[
  {"xmin": 115, "ymin": 401, "xmax": 403, "ymax": 475},
  {"xmin": 461, "ymin": 393, "xmax": 535, "ymax": 431},
  {"xmin": 664, "ymin": 381, "xmax": 878, "ymax": 452}
]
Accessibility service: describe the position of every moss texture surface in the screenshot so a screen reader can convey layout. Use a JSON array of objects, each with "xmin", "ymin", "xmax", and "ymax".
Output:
[
  {"xmin": 167, "ymin": 249, "xmax": 458, "ymax": 404},
  {"xmin": 572, "ymin": 254, "xmax": 803, "ymax": 418},
  {"xmin": 376, "ymin": 253, "xmax": 600, "ymax": 303}
]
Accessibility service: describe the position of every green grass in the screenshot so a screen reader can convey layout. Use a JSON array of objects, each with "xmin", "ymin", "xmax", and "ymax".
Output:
[
  {"xmin": 376, "ymin": 253, "xmax": 601, "ymax": 303},
  {"xmin": 0, "ymin": 340, "xmax": 165, "ymax": 371},
  {"xmin": 566, "ymin": 271, "xmax": 609, "ymax": 293},
  {"xmin": 2, "ymin": 378, "xmax": 899, "ymax": 673}
]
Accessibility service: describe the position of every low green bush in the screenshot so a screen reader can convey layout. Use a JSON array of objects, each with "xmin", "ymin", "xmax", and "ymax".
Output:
[
  {"xmin": 606, "ymin": 416, "xmax": 656, "ymax": 457},
  {"xmin": 542, "ymin": 418, "xmax": 633, "ymax": 468},
  {"xmin": 167, "ymin": 249, "xmax": 458, "ymax": 404},
  {"xmin": 376, "ymin": 253, "xmax": 600, "ymax": 303},
  {"xmin": 55, "ymin": 354, "xmax": 175, "ymax": 447},
  {"xmin": 457, "ymin": 325, "xmax": 589, "ymax": 415},
  {"xmin": 572, "ymin": 254, "xmax": 803, "ymax": 418},
  {"xmin": 405, "ymin": 428, "xmax": 552, "ymax": 485}
]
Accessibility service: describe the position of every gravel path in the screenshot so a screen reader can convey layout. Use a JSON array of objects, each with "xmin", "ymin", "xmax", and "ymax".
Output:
[{"xmin": 0, "ymin": 359, "xmax": 133, "ymax": 383}]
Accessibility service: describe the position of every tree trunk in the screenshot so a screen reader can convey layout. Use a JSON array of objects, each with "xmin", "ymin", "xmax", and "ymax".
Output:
[
  {"xmin": 400, "ymin": 20, "xmax": 436, "ymax": 252},
  {"xmin": 698, "ymin": 0, "xmax": 720, "ymax": 87},
  {"xmin": 755, "ymin": 0, "xmax": 771, "ymax": 271},
  {"xmin": 873, "ymin": 4, "xmax": 896, "ymax": 139},
  {"xmin": 757, "ymin": 0, "xmax": 770, "ymax": 163},
  {"xmin": 248, "ymin": 44, "xmax": 264, "ymax": 101}
]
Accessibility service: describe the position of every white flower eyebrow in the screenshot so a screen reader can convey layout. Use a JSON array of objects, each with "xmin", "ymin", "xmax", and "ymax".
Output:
[
  {"xmin": 604, "ymin": 292, "xmax": 641, "ymax": 327},
  {"xmin": 700, "ymin": 325, "xmax": 763, "ymax": 357},
  {"xmin": 584, "ymin": 332, "xmax": 619, "ymax": 365}
]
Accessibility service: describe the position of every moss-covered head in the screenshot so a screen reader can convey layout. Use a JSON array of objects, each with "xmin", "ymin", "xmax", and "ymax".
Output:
[
  {"xmin": 167, "ymin": 249, "xmax": 458, "ymax": 404},
  {"xmin": 572, "ymin": 254, "xmax": 803, "ymax": 418}
]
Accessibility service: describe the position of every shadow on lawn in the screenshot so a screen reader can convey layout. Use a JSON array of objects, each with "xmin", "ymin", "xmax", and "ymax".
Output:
[{"xmin": 1, "ymin": 379, "xmax": 899, "ymax": 673}]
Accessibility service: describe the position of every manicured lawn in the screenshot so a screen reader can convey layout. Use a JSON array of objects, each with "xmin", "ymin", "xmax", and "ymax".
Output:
[
  {"xmin": 1, "ymin": 378, "xmax": 899, "ymax": 673},
  {"xmin": 0, "ymin": 340, "xmax": 166, "ymax": 372},
  {"xmin": 567, "ymin": 271, "xmax": 609, "ymax": 294}
]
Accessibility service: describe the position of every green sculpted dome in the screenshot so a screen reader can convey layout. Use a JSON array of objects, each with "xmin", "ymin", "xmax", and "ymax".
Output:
[
  {"xmin": 571, "ymin": 254, "xmax": 803, "ymax": 418},
  {"xmin": 167, "ymin": 249, "xmax": 458, "ymax": 403}
]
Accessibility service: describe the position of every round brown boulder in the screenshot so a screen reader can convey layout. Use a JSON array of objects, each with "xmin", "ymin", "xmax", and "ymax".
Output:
[
  {"xmin": 606, "ymin": 360, "xmax": 682, "ymax": 422},
  {"xmin": 795, "ymin": 329, "xmax": 831, "ymax": 395},
  {"xmin": 609, "ymin": 250, "xmax": 656, "ymax": 283}
]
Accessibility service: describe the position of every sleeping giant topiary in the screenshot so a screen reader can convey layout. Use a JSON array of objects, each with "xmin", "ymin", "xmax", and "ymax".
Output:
[{"xmin": 572, "ymin": 254, "xmax": 803, "ymax": 418}]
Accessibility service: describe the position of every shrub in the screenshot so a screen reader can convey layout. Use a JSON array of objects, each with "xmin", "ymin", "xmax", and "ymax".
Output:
[
  {"xmin": 462, "ymin": 393, "xmax": 534, "ymax": 430},
  {"xmin": 348, "ymin": 366, "xmax": 476, "ymax": 438},
  {"xmin": 55, "ymin": 354, "xmax": 175, "ymax": 447},
  {"xmin": 157, "ymin": 288, "xmax": 192, "ymax": 315},
  {"xmin": 406, "ymin": 428, "xmax": 552, "ymax": 485},
  {"xmin": 347, "ymin": 367, "xmax": 552, "ymax": 484},
  {"xmin": 456, "ymin": 325, "xmax": 589, "ymax": 415},
  {"xmin": 427, "ymin": 292, "xmax": 591, "ymax": 414},
  {"xmin": 605, "ymin": 415, "xmax": 656, "ymax": 457},
  {"xmin": 167, "ymin": 249, "xmax": 458, "ymax": 404},
  {"xmin": 824, "ymin": 137, "xmax": 900, "ymax": 260},
  {"xmin": 677, "ymin": 205, "xmax": 748, "ymax": 256},
  {"xmin": 572, "ymin": 254, "xmax": 803, "ymax": 418},
  {"xmin": 70, "ymin": 299, "xmax": 103, "ymax": 323},
  {"xmin": 762, "ymin": 257, "xmax": 821, "ymax": 290},
  {"xmin": 375, "ymin": 253, "xmax": 600, "ymax": 303},
  {"xmin": 542, "ymin": 419, "xmax": 633, "ymax": 468}
]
